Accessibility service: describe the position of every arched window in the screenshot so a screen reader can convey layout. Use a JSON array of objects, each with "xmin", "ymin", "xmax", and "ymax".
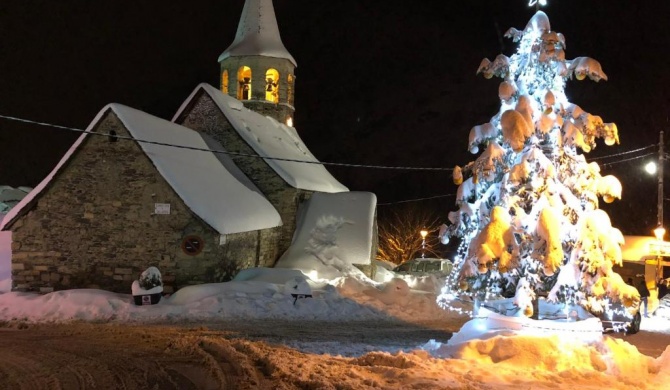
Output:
[
  {"xmin": 237, "ymin": 66, "xmax": 252, "ymax": 100},
  {"xmin": 221, "ymin": 70, "xmax": 229, "ymax": 94},
  {"xmin": 287, "ymin": 74, "xmax": 294, "ymax": 106},
  {"xmin": 265, "ymin": 68, "xmax": 279, "ymax": 103}
]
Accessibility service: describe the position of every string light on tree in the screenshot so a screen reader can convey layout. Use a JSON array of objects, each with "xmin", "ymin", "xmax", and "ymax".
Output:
[
  {"xmin": 528, "ymin": 0, "xmax": 547, "ymax": 9},
  {"xmin": 438, "ymin": 8, "xmax": 639, "ymax": 322}
]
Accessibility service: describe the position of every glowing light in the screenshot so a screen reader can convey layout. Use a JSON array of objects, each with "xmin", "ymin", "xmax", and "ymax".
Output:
[
  {"xmin": 645, "ymin": 161, "xmax": 658, "ymax": 175},
  {"xmin": 654, "ymin": 226, "xmax": 666, "ymax": 241},
  {"xmin": 528, "ymin": 0, "xmax": 547, "ymax": 7},
  {"xmin": 286, "ymin": 117, "xmax": 293, "ymax": 127}
]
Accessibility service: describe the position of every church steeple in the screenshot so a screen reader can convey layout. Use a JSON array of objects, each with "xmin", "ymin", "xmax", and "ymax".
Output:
[{"xmin": 218, "ymin": 0, "xmax": 297, "ymax": 126}]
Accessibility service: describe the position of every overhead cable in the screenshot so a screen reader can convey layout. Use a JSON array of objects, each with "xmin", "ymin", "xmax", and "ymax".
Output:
[
  {"xmin": 589, "ymin": 144, "xmax": 656, "ymax": 161},
  {"xmin": 0, "ymin": 114, "xmax": 452, "ymax": 172},
  {"xmin": 600, "ymin": 152, "xmax": 656, "ymax": 167},
  {"xmin": 0, "ymin": 113, "xmax": 660, "ymax": 172},
  {"xmin": 377, "ymin": 193, "xmax": 456, "ymax": 206}
]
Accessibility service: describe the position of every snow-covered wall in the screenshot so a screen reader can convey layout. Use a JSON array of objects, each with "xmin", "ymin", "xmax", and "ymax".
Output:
[
  {"xmin": 0, "ymin": 231, "xmax": 11, "ymax": 292},
  {"xmin": 275, "ymin": 192, "xmax": 377, "ymax": 280}
]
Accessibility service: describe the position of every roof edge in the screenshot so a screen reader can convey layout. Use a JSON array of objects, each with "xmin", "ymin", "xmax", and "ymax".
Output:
[{"xmin": 0, "ymin": 104, "xmax": 117, "ymax": 230}]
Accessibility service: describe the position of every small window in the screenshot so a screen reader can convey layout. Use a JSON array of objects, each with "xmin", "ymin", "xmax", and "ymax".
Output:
[
  {"xmin": 221, "ymin": 69, "xmax": 229, "ymax": 94},
  {"xmin": 287, "ymin": 74, "xmax": 294, "ymax": 105},
  {"xmin": 237, "ymin": 66, "xmax": 252, "ymax": 100},
  {"xmin": 265, "ymin": 68, "xmax": 279, "ymax": 103},
  {"xmin": 181, "ymin": 235, "xmax": 204, "ymax": 256},
  {"xmin": 425, "ymin": 261, "xmax": 440, "ymax": 272}
]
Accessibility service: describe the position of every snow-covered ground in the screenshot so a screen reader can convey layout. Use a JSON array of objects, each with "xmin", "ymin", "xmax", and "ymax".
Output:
[{"xmin": 1, "ymin": 254, "xmax": 669, "ymax": 389}]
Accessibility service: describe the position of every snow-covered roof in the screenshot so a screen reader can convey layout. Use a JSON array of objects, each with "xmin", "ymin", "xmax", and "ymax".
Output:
[
  {"xmin": 174, "ymin": 83, "xmax": 348, "ymax": 193},
  {"xmin": 218, "ymin": 0, "xmax": 297, "ymax": 67},
  {"xmin": 1, "ymin": 104, "xmax": 282, "ymax": 235},
  {"xmin": 275, "ymin": 191, "xmax": 377, "ymax": 279}
]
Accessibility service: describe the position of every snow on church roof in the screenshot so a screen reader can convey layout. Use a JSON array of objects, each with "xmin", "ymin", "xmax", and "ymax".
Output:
[
  {"xmin": 1, "ymin": 104, "xmax": 282, "ymax": 235},
  {"xmin": 275, "ymin": 191, "xmax": 378, "ymax": 278},
  {"xmin": 218, "ymin": 0, "xmax": 297, "ymax": 67},
  {"xmin": 174, "ymin": 83, "xmax": 349, "ymax": 193}
]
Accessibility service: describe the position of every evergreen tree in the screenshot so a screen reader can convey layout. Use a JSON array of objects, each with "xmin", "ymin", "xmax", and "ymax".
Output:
[{"xmin": 441, "ymin": 11, "xmax": 640, "ymax": 317}]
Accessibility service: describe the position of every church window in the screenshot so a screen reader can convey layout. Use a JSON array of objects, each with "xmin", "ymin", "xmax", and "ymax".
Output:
[
  {"xmin": 265, "ymin": 68, "xmax": 279, "ymax": 103},
  {"xmin": 221, "ymin": 70, "xmax": 229, "ymax": 94},
  {"xmin": 181, "ymin": 235, "xmax": 204, "ymax": 256},
  {"xmin": 287, "ymin": 74, "xmax": 294, "ymax": 106},
  {"xmin": 237, "ymin": 66, "xmax": 252, "ymax": 100}
]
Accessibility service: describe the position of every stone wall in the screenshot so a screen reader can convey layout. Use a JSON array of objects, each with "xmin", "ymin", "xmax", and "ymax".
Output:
[
  {"xmin": 178, "ymin": 92, "xmax": 311, "ymax": 261},
  {"xmin": 8, "ymin": 110, "xmax": 281, "ymax": 293}
]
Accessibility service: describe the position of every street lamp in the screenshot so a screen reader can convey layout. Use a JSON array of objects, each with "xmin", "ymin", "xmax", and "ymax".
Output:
[
  {"xmin": 645, "ymin": 161, "xmax": 657, "ymax": 175},
  {"xmin": 420, "ymin": 229, "xmax": 428, "ymax": 258}
]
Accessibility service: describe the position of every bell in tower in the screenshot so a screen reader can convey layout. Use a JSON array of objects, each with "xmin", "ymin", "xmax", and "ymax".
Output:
[{"xmin": 218, "ymin": 0, "xmax": 297, "ymax": 126}]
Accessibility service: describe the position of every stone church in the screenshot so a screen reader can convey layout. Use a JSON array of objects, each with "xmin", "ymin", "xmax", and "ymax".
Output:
[{"xmin": 1, "ymin": 0, "xmax": 377, "ymax": 294}]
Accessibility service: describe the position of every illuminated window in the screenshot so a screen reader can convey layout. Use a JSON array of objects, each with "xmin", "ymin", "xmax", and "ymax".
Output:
[
  {"xmin": 237, "ymin": 66, "xmax": 252, "ymax": 100},
  {"xmin": 221, "ymin": 70, "xmax": 229, "ymax": 94},
  {"xmin": 287, "ymin": 74, "xmax": 294, "ymax": 105},
  {"xmin": 265, "ymin": 68, "xmax": 279, "ymax": 103},
  {"xmin": 181, "ymin": 235, "xmax": 204, "ymax": 256}
]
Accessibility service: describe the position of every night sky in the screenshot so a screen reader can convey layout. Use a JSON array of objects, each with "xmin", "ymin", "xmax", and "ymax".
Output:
[{"xmin": 1, "ymin": 0, "xmax": 669, "ymax": 235}]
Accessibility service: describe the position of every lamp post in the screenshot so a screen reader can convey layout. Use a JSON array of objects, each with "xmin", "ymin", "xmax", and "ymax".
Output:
[
  {"xmin": 420, "ymin": 229, "xmax": 428, "ymax": 258},
  {"xmin": 646, "ymin": 131, "xmax": 665, "ymax": 279},
  {"xmin": 658, "ymin": 131, "xmax": 664, "ymax": 231},
  {"xmin": 654, "ymin": 226, "xmax": 666, "ymax": 279}
]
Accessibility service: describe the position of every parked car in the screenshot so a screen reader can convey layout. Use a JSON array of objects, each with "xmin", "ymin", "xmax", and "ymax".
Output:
[
  {"xmin": 393, "ymin": 258, "xmax": 453, "ymax": 276},
  {"xmin": 598, "ymin": 301, "xmax": 642, "ymax": 334},
  {"xmin": 480, "ymin": 296, "xmax": 642, "ymax": 335}
]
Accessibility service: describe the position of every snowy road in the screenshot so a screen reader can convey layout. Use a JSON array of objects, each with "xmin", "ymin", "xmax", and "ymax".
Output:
[
  {"xmin": 0, "ymin": 320, "xmax": 667, "ymax": 390},
  {"xmin": 610, "ymin": 329, "xmax": 670, "ymax": 358},
  {"xmin": 0, "ymin": 320, "xmax": 460, "ymax": 390},
  {"xmin": 202, "ymin": 319, "xmax": 459, "ymax": 356}
]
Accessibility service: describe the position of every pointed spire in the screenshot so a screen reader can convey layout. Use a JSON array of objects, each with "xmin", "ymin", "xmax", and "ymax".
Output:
[{"xmin": 218, "ymin": 0, "xmax": 297, "ymax": 66}]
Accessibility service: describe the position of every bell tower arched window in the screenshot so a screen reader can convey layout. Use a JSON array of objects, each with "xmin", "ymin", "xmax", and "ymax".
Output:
[
  {"xmin": 221, "ymin": 70, "xmax": 229, "ymax": 94},
  {"xmin": 265, "ymin": 69, "xmax": 279, "ymax": 103},
  {"xmin": 287, "ymin": 74, "xmax": 294, "ymax": 106},
  {"xmin": 237, "ymin": 66, "xmax": 252, "ymax": 100}
]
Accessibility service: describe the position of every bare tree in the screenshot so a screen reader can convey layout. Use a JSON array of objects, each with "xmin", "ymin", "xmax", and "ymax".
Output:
[{"xmin": 376, "ymin": 205, "xmax": 444, "ymax": 265}]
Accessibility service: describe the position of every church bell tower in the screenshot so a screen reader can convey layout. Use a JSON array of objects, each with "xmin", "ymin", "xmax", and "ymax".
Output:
[{"xmin": 218, "ymin": 0, "xmax": 297, "ymax": 126}]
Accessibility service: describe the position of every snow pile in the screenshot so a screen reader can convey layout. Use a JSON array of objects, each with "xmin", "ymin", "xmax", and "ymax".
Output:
[
  {"xmin": 1, "ymin": 252, "xmax": 670, "ymax": 388},
  {"xmin": 421, "ymin": 333, "xmax": 670, "ymax": 389}
]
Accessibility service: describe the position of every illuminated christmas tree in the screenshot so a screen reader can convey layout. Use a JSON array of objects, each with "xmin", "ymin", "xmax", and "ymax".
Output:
[{"xmin": 440, "ymin": 8, "xmax": 640, "ymax": 318}]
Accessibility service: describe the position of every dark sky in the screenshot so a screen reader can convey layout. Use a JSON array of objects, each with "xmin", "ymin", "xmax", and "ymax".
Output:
[{"xmin": 1, "ymin": 0, "xmax": 669, "ymax": 235}]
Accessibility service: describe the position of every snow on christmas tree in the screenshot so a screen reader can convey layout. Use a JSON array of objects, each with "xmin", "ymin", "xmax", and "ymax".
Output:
[{"xmin": 439, "ymin": 10, "xmax": 640, "ymax": 319}]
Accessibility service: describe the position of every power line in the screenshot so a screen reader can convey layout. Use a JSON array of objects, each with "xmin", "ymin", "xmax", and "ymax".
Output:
[
  {"xmin": 600, "ymin": 152, "xmax": 656, "ymax": 167},
  {"xmin": 589, "ymin": 145, "xmax": 656, "ymax": 161},
  {"xmin": 0, "ymin": 113, "xmax": 660, "ymax": 172},
  {"xmin": 377, "ymin": 194, "xmax": 455, "ymax": 206},
  {"xmin": 0, "ymin": 114, "xmax": 453, "ymax": 172}
]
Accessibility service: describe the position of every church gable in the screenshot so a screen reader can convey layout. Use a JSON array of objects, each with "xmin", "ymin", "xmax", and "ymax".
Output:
[
  {"xmin": 7, "ymin": 111, "xmax": 215, "ymax": 292},
  {"xmin": 7, "ymin": 110, "xmax": 282, "ymax": 293}
]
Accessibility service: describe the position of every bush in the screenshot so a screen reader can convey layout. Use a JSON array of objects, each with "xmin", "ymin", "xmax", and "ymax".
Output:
[{"xmin": 138, "ymin": 266, "xmax": 163, "ymax": 290}]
